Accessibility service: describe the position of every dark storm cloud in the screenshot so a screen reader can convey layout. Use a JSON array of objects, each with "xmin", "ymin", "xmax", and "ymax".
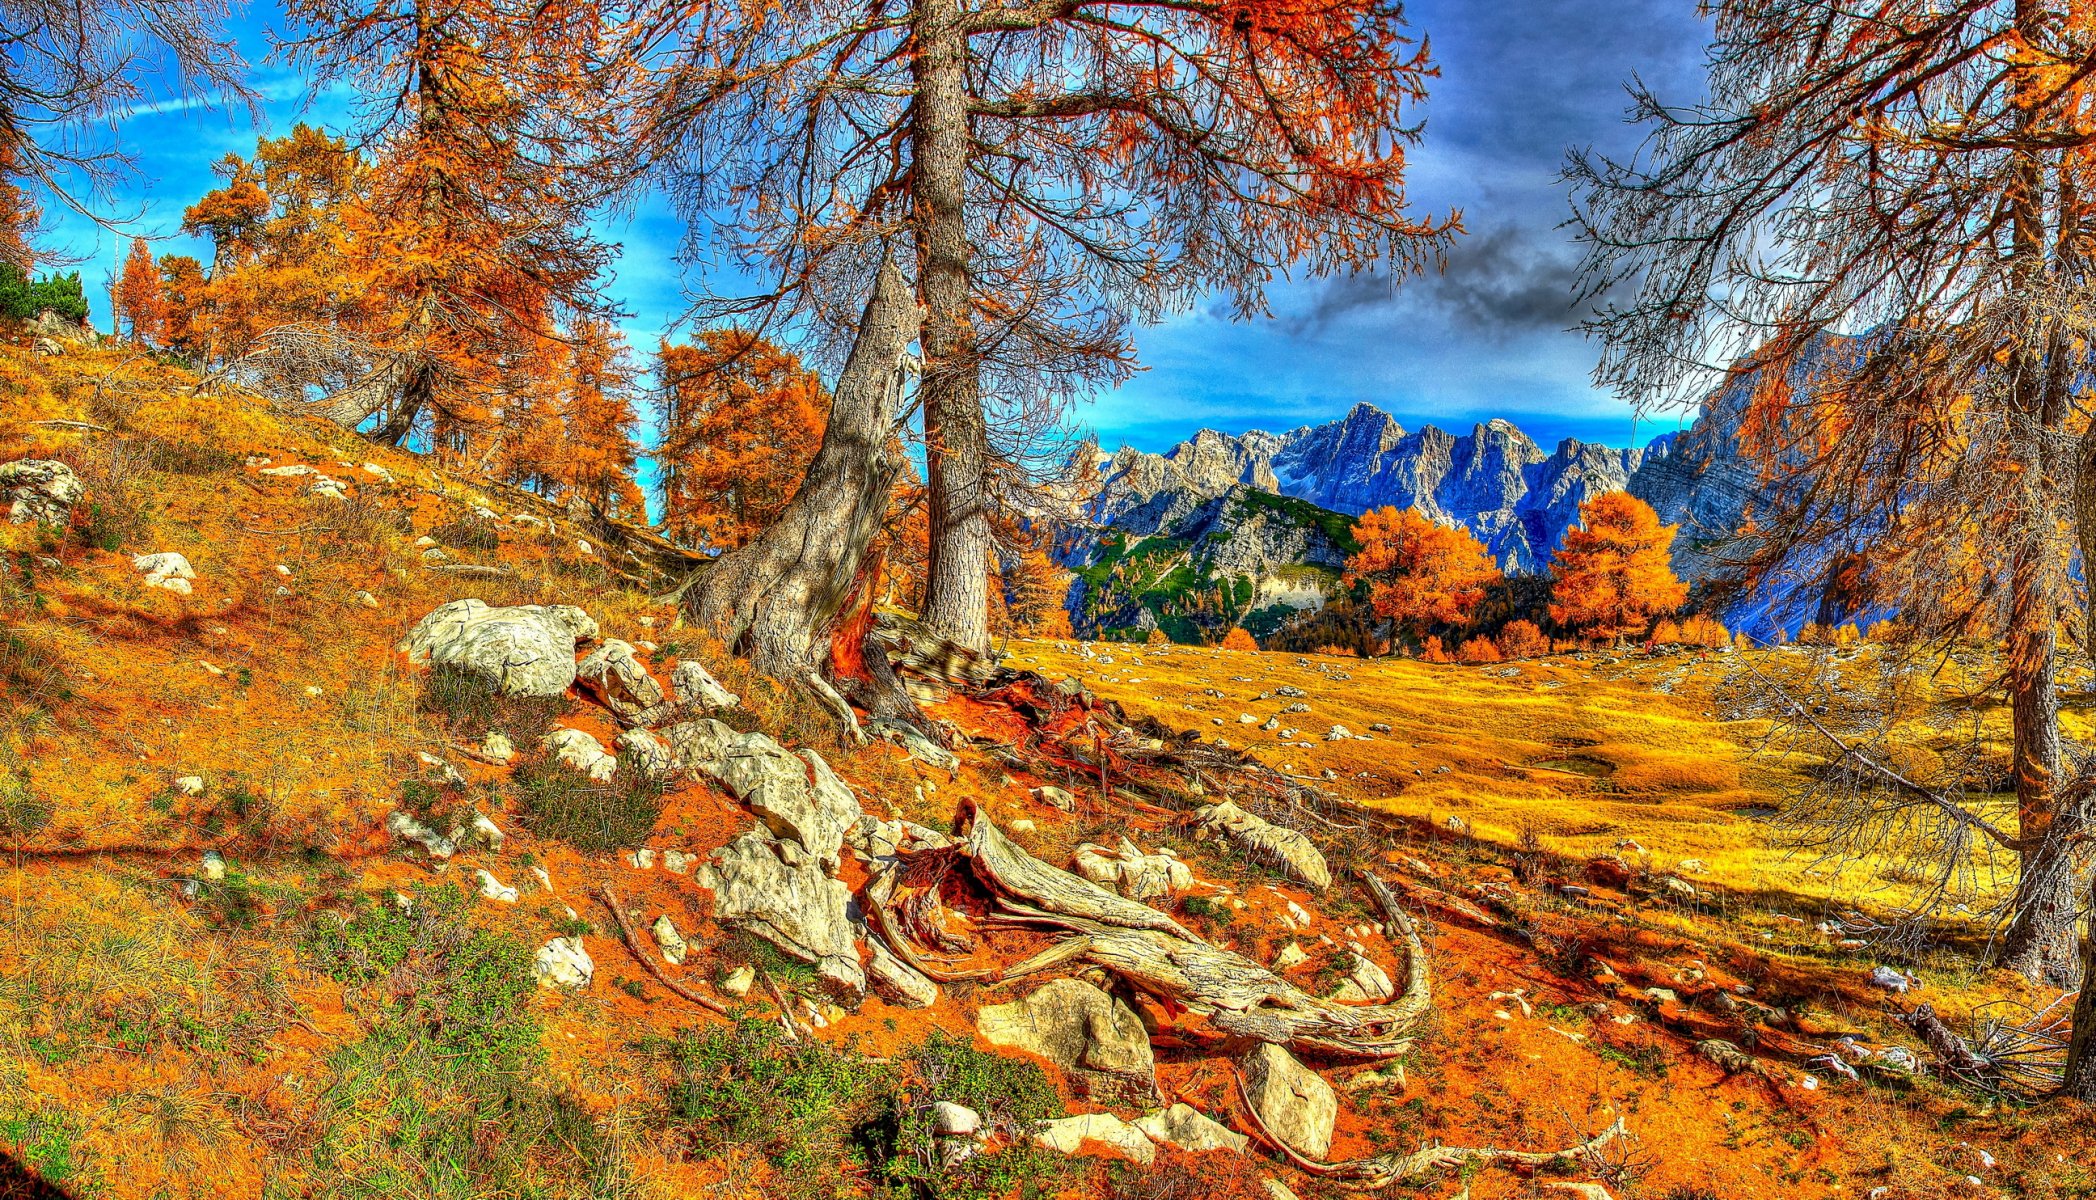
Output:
[{"xmin": 1279, "ymin": 226, "xmax": 1589, "ymax": 339}]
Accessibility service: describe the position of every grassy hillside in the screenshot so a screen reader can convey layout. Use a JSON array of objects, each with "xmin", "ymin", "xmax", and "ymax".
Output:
[{"xmin": 0, "ymin": 341, "xmax": 2091, "ymax": 1200}]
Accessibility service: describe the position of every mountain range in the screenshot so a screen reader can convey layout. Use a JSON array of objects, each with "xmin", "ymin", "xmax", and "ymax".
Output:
[{"xmin": 1054, "ymin": 381, "xmax": 1759, "ymax": 641}]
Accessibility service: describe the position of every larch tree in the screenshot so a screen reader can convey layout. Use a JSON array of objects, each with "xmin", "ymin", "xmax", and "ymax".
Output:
[
  {"xmin": 656, "ymin": 331, "xmax": 830, "ymax": 551},
  {"xmin": 276, "ymin": 0, "xmax": 635, "ymax": 455},
  {"xmin": 551, "ymin": 317, "xmax": 647, "ymax": 521},
  {"xmin": 648, "ymin": 0, "xmax": 1454, "ymax": 668},
  {"xmin": 1546, "ymin": 493, "xmax": 1687, "ymax": 644},
  {"xmin": 1345, "ymin": 506, "xmax": 1502, "ymax": 647},
  {"xmin": 1569, "ymin": 0, "xmax": 2096, "ymax": 987},
  {"xmin": 112, "ymin": 236, "xmax": 164, "ymax": 345},
  {"xmin": 156, "ymin": 254, "xmax": 207, "ymax": 357}
]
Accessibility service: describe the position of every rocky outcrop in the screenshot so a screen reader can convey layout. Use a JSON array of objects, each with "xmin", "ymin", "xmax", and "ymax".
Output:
[
  {"xmin": 976, "ymin": 978, "xmax": 1159, "ymax": 1104},
  {"xmin": 0, "ymin": 460, "xmax": 82, "ymax": 526},
  {"xmin": 1032, "ymin": 1113, "xmax": 1156, "ymax": 1165},
  {"xmin": 398, "ymin": 599, "xmax": 599, "ymax": 697}
]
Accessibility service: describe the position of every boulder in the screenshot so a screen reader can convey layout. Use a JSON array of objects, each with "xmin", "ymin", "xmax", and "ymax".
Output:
[
  {"xmin": 0, "ymin": 460, "xmax": 83, "ymax": 525},
  {"xmin": 669, "ymin": 659, "xmax": 741, "ymax": 710},
  {"xmin": 479, "ymin": 731, "xmax": 517, "ymax": 765},
  {"xmin": 1238, "ymin": 1042, "xmax": 1335, "ymax": 1159},
  {"xmin": 133, "ymin": 551, "xmax": 196, "ymax": 594},
  {"xmin": 704, "ymin": 828, "xmax": 865, "ymax": 993},
  {"xmin": 867, "ymin": 936, "xmax": 939, "ymax": 1008},
  {"xmin": 544, "ymin": 728, "xmax": 617, "ymax": 781},
  {"xmin": 533, "ymin": 937, "xmax": 594, "ymax": 990},
  {"xmin": 475, "ymin": 869, "xmax": 519, "ymax": 904},
  {"xmin": 1032, "ymin": 1113, "xmax": 1155, "ymax": 1166},
  {"xmin": 1072, "ymin": 840, "xmax": 1193, "ymax": 902},
  {"xmin": 1193, "ymin": 800, "xmax": 1331, "ymax": 891},
  {"xmin": 577, "ymin": 639, "xmax": 674, "ymax": 726},
  {"xmin": 652, "ymin": 914, "xmax": 688, "ymax": 965},
  {"xmin": 976, "ymin": 978, "xmax": 1158, "ymax": 1104},
  {"xmin": 398, "ymin": 599, "xmax": 598, "ymax": 697},
  {"xmin": 1134, "ymin": 1104, "xmax": 1248, "ymax": 1155},
  {"xmin": 1330, "ymin": 951, "xmax": 1395, "ymax": 1003},
  {"xmin": 1031, "ymin": 785, "xmax": 1077, "ymax": 812}
]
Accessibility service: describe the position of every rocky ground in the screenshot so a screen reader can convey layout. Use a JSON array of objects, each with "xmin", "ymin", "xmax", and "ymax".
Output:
[{"xmin": 1, "ymin": 340, "xmax": 2093, "ymax": 1199}]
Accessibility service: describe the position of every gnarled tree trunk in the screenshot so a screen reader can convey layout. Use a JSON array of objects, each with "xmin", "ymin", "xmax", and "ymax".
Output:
[
  {"xmin": 681, "ymin": 255, "xmax": 921, "ymax": 677},
  {"xmin": 911, "ymin": 0, "xmax": 993, "ymax": 658}
]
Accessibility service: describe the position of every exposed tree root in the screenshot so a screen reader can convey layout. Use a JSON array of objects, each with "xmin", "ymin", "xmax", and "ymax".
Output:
[
  {"xmin": 1232, "ymin": 1066, "xmax": 1629, "ymax": 1189},
  {"xmin": 596, "ymin": 885, "xmax": 730, "ymax": 1015}
]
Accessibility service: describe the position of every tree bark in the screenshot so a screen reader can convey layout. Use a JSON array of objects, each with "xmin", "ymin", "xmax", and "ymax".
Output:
[
  {"xmin": 910, "ymin": 0, "xmax": 993, "ymax": 656},
  {"xmin": 2063, "ymin": 868, "xmax": 2096, "ymax": 1099},
  {"xmin": 681, "ymin": 254, "xmax": 921, "ymax": 677}
]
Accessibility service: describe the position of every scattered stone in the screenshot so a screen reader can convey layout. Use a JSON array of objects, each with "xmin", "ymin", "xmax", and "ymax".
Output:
[
  {"xmin": 544, "ymin": 728, "xmax": 618, "ymax": 781},
  {"xmin": 260, "ymin": 464, "xmax": 319, "ymax": 478},
  {"xmin": 933, "ymin": 1102, "xmax": 984, "ymax": 1167},
  {"xmin": 669, "ymin": 659, "xmax": 741, "ymax": 710},
  {"xmin": 1326, "ymin": 725, "xmax": 1351, "ymax": 741},
  {"xmin": 1272, "ymin": 942, "xmax": 1309, "ymax": 970},
  {"xmin": 1032, "ymin": 1114, "xmax": 1155, "ymax": 1166},
  {"xmin": 354, "ymin": 590, "xmax": 380, "ymax": 608},
  {"xmin": 199, "ymin": 850, "xmax": 226, "ymax": 882},
  {"xmin": 133, "ymin": 551, "xmax": 196, "ymax": 593},
  {"xmin": 1369, "ymin": 722, "xmax": 1393, "ymax": 733},
  {"xmin": 1193, "ymin": 800, "xmax": 1331, "ymax": 891},
  {"xmin": 399, "ymin": 599, "xmax": 600, "ymax": 697},
  {"xmin": 533, "ymin": 937, "xmax": 594, "ymax": 990},
  {"xmin": 706, "ymin": 827, "xmax": 865, "ymax": 993},
  {"xmin": 173, "ymin": 775, "xmax": 205, "ymax": 797},
  {"xmin": 469, "ymin": 812, "xmax": 506, "ymax": 850},
  {"xmin": 0, "ymin": 460, "xmax": 83, "ymax": 525},
  {"xmin": 721, "ymin": 965, "xmax": 757, "ymax": 998},
  {"xmin": 360, "ymin": 462, "xmax": 394, "ymax": 483},
  {"xmin": 1868, "ymin": 965, "xmax": 1919, "ymax": 994},
  {"xmin": 1330, "ymin": 952, "xmax": 1395, "ymax": 1003},
  {"xmin": 615, "ymin": 728, "xmax": 673, "ymax": 777},
  {"xmin": 867, "ymin": 935, "xmax": 940, "ymax": 1008},
  {"xmin": 662, "ymin": 850, "xmax": 696, "ymax": 874},
  {"xmin": 1134, "ymin": 1104, "xmax": 1247, "ymax": 1155},
  {"xmin": 977, "ymin": 978, "xmax": 1158, "ymax": 1104},
  {"xmin": 1238, "ymin": 1042, "xmax": 1335, "ymax": 1159},
  {"xmin": 1032, "ymin": 785, "xmax": 1077, "ymax": 812},
  {"xmin": 476, "ymin": 869, "xmax": 519, "ymax": 904},
  {"xmin": 417, "ymin": 750, "xmax": 466, "ymax": 787},
  {"xmin": 652, "ymin": 914, "xmax": 688, "ymax": 965},
  {"xmin": 386, "ymin": 809, "xmax": 457, "ymax": 858},
  {"xmin": 1584, "ymin": 854, "xmax": 1634, "ymax": 889},
  {"xmin": 1072, "ymin": 839, "xmax": 1193, "ymax": 902},
  {"xmin": 479, "ymin": 731, "xmax": 517, "ymax": 765},
  {"xmin": 626, "ymin": 848, "xmax": 658, "ymax": 870},
  {"xmin": 577, "ymin": 639, "xmax": 674, "ymax": 726}
]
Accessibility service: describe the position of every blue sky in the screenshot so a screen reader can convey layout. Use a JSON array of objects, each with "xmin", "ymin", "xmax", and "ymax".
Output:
[{"xmin": 41, "ymin": 0, "xmax": 1712, "ymax": 455}]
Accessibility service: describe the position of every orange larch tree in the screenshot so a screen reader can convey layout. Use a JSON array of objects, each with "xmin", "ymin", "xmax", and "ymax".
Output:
[
  {"xmin": 656, "ymin": 332, "xmax": 830, "ymax": 551},
  {"xmin": 156, "ymin": 255, "xmax": 207, "ymax": 356},
  {"xmin": 1220, "ymin": 628, "xmax": 1259, "ymax": 652},
  {"xmin": 277, "ymin": 0, "xmax": 637, "ymax": 453},
  {"xmin": 113, "ymin": 237, "xmax": 165, "ymax": 345},
  {"xmin": 1345, "ymin": 507, "xmax": 1502, "ymax": 646},
  {"xmin": 1547, "ymin": 493, "xmax": 1687, "ymax": 644},
  {"xmin": 554, "ymin": 318, "xmax": 645, "ymax": 521}
]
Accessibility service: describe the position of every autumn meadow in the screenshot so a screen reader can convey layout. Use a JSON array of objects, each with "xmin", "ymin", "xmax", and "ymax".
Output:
[{"xmin": 4, "ymin": 0, "xmax": 2096, "ymax": 1197}]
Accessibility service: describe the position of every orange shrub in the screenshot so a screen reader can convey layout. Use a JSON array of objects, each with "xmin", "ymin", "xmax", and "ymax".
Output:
[
  {"xmin": 1456, "ymin": 636, "xmax": 1503, "ymax": 664},
  {"xmin": 1220, "ymin": 627, "xmax": 1258, "ymax": 652},
  {"xmin": 1419, "ymin": 635, "xmax": 1451, "ymax": 663},
  {"xmin": 1679, "ymin": 614, "xmax": 1730, "ymax": 648},
  {"xmin": 1497, "ymin": 619, "xmax": 1549, "ymax": 659},
  {"xmin": 1145, "ymin": 628, "xmax": 1169, "ymax": 646}
]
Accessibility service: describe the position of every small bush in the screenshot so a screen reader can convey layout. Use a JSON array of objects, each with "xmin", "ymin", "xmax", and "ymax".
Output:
[
  {"xmin": 1219, "ymin": 627, "xmax": 1258, "ymax": 652},
  {"xmin": 512, "ymin": 755, "xmax": 664, "ymax": 852},
  {"xmin": 1418, "ymin": 635, "xmax": 1450, "ymax": 663},
  {"xmin": 1497, "ymin": 619, "xmax": 1549, "ymax": 659},
  {"xmin": 1455, "ymin": 636, "xmax": 1502, "ymax": 664},
  {"xmin": 663, "ymin": 1019, "xmax": 890, "ymax": 1195},
  {"xmin": 417, "ymin": 663, "xmax": 567, "ymax": 742},
  {"xmin": 1678, "ymin": 613, "xmax": 1730, "ymax": 648},
  {"xmin": 428, "ymin": 517, "xmax": 500, "ymax": 552},
  {"xmin": 1144, "ymin": 628, "xmax": 1169, "ymax": 646}
]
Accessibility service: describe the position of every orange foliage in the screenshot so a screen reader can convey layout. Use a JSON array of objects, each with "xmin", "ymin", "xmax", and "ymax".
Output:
[
  {"xmin": 1455, "ymin": 636, "xmax": 1503, "ymax": 664},
  {"xmin": 0, "ymin": 137, "xmax": 38, "ymax": 270},
  {"xmin": 1005, "ymin": 545, "xmax": 1076, "ymax": 639},
  {"xmin": 1496, "ymin": 619, "xmax": 1549, "ymax": 659},
  {"xmin": 657, "ymin": 332, "xmax": 829, "ymax": 551},
  {"xmin": 1220, "ymin": 627, "xmax": 1259, "ymax": 652},
  {"xmin": 1548, "ymin": 493, "xmax": 1688, "ymax": 643},
  {"xmin": 157, "ymin": 255, "xmax": 207, "ymax": 355},
  {"xmin": 113, "ymin": 238, "xmax": 165, "ymax": 345},
  {"xmin": 1418, "ymin": 635, "xmax": 1450, "ymax": 663},
  {"xmin": 1679, "ymin": 613, "xmax": 1730, "ymax": 648},
  {"xmin": 1345, "ymin": 507, "xmax": 1502, "ymax": 641}
]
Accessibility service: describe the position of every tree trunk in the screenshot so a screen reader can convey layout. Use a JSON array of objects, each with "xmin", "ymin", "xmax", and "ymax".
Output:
[
  {"xmin": 2063, "ymin": 868, "xmax": 2096, "ymax": 1099},
  {"xmin": 681, "ymin": 254, "xmax": 921, "ymax": 677},
  {"xmin": 910, "ymin": 0, "xmax": 993, "ymax": 656}
]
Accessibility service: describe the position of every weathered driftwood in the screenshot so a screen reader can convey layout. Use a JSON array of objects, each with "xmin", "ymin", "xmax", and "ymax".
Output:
[
  {"xmin": 1234, "ymin": 1067, "xmax": 1630, "ymax": 1189},
  {"xmin": 866, "ymin": 806, "xmax": 1432, "ymax": 1060}
]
